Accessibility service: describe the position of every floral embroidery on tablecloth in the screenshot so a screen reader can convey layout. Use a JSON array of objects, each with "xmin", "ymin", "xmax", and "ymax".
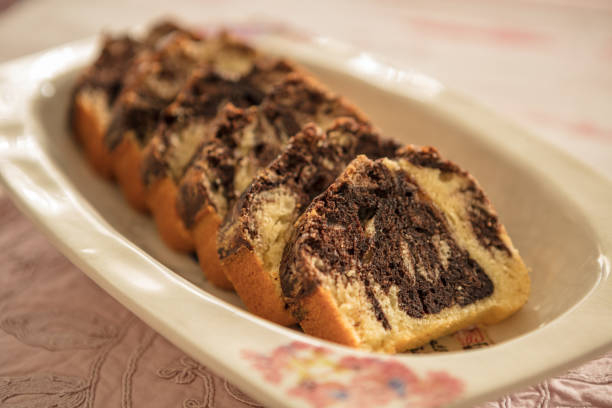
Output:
[
  {"xmin": 158, "ymin": 356, "xmax": 264, "ymax": 407},
  {"xmin": 158, "ymin": 356, "xmax": 215, "ymax": 408},
  {"xmin": 121, "ymin": 330, "xmax": 157, "ymax": 408},
  {"xmin": 0, "ymin": 373, "xmax": 88, "ymax": 408},
  {"xmin": 242, "ymin": 341, "xmax": 463, "ymax": 408},
  {"xmin": 0, "ymin": 308, "xmax": 118, "ymax": 351}
]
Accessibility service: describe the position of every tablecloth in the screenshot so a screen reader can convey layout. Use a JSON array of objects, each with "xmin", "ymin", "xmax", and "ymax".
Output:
[{"xmin": 0, "ymin": 0, "xmax": 611, "ymax": 406}]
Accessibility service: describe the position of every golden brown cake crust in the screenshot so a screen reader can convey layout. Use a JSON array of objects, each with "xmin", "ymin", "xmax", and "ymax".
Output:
[
  {"xmin": 70, "ymin": 34, "xmax": 143, "ymax": 179},
  {"xmin": 222, "ymin": 247, "xmax": 296, "ymax": 325},
  {"xmin": 192, "ymin": 207, "xmax": 234, "ymax": 289},
  {"xmin": 297, "ymin": 287, "xmax": 360, "ymax": 349},
  {"xmin": 298, "ymin": 285, "xmax": 506, "ymax": 352},
  {"xmin": 72, "ymin": 96, "xmax": 114, "ymax": 179},
  {"xmin": 147, "ymin": 177, "xmax": 194, "ymax": 252},
  {"xmin": 110, "ymin": 137, "xmax": 149, "ymax": 213}
]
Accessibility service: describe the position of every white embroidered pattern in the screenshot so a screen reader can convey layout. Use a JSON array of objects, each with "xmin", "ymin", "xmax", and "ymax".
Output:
[
  {"xmin": 121, "ymin": 330, "xmax": 157, "ymax": 408},
  {"xmin": 0, "ymin": 374, "xmax": 88, "ymax": 408},
  {"xmin": 0, "ymin": 308, "xmax": 118, "ymax": 351},
  {"xmin": 157, "ymin": 356, "xmax": 265, "ymax": 407},
  {"xmin": 158, "ymin": 357, "xmax": 215, "ymax": 408}
]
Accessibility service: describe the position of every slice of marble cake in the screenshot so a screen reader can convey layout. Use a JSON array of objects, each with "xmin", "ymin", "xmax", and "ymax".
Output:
[
  {"xmin": 140, "ymin": 59, "xmax": 296, "ymax": 251},
  {"xmin": 217, "ymin": 119, "xmax": 399, "ymax": 324},
  {"xmin": 280, "ymin": 148, "xmax": 530, "ymax": 352},
  {"xmin": 176, "ymin": 74, "xmax": 369, "ymax": 289},
  {"xmin": 70, "ymin": 21, "xmax": 186, "ymax": 178},
  {"xmin": 104, "ymin": 31, "xmax": 258, "ymax": 211}
]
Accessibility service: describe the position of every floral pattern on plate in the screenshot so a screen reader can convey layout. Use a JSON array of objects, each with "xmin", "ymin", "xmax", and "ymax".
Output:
[{"xmin": 242, "ymin": 341, "xmax": 463, "ymax": 408}]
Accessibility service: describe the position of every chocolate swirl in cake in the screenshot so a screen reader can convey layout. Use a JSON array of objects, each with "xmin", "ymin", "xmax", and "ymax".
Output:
[
  {"xmin": 398, "ymin": 146, "xmax": 510, "ymax": 255},
  {"xmin": 71, "ymin": 21, "xmax": 194, "ymax": 119},
  {"xmin": 176, "ymin": 74, "xmax": 370, "ymax": 229},
  {"xmin": 104, "ymin": 32, "xmax": 257, "ymax": 151},
  {"xmin": 175, "ymin": 104, "xmax": 256, "ymax": 227},
  {"xmin": 280, "ymin": 156, "xmax": 494, "ymax": 328},
  {"xmin": 141, "ymin": 59, "xmax": 296, "ymax": 188},
  {"xmin": 218, "ymin": 119, "xmax": 399, "ymax": 261},
  {"xmin": 72, "ymin": 35, "xmax": 142, "ymax": 107},
  {"xmin": 214, "ymin": 119, "xmax": 399, "ymax": 325},
  {"xmin": 71, "ymin": 23, "xmax": 530, "ymax": 351}
]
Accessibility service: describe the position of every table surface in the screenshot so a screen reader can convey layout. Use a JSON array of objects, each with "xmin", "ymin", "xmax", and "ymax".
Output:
[{"xmin": 0, "ymin": 0, "xmax": 611, "ymax": 407}]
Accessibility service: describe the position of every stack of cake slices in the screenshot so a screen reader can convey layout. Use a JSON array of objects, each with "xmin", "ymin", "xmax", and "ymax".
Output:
[{"xmin": 71, "ymin": 21, "xmax": 530, "ymax": 353}]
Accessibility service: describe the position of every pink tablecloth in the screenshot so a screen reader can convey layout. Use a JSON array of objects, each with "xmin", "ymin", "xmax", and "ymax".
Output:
[{"xmin": 0, "ymin": 0, "xmax": 611, "ymax": 407}]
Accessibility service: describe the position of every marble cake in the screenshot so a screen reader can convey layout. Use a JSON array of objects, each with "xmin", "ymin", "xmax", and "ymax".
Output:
[
  {"xmin": 280, "ymin": 149, "xmax": 530, "ymax": 352},
  {"xmin": 176, "ymin": 74, "xmax": 369, "ymax": 289},
  {"xmin": 70, "ymin": 21, "xmax": 185, "ymax": 178},
  {"xmin": 71, "ymin": 22, "xmax": 531, "ymax": 353},
  {"xmin": 104, "ymin": 31, "xmax": 257, "ymax": 211},
  {"xmin": 139, "ymin": 59, "xmax": 297, "ymax": 251},
  {"xmin": 217, "ymin": 119, "xmax": 399, "ymax": 324}
]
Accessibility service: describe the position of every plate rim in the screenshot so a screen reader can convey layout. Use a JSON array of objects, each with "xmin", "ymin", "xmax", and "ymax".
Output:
[{"xmin": 0, "ymin": 30, "xmax": 611, "ymax": 408}]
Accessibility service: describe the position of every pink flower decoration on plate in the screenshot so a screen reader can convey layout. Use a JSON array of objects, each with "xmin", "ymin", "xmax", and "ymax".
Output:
[{"xmin": 242, "ymin": 341, "xmax": 463, "ymax": 408}]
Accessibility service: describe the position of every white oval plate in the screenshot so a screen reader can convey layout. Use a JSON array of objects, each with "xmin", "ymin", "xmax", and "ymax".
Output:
[{"xmin": 0, "ymin": 29, "xmax": 611, "ymax": 408}]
